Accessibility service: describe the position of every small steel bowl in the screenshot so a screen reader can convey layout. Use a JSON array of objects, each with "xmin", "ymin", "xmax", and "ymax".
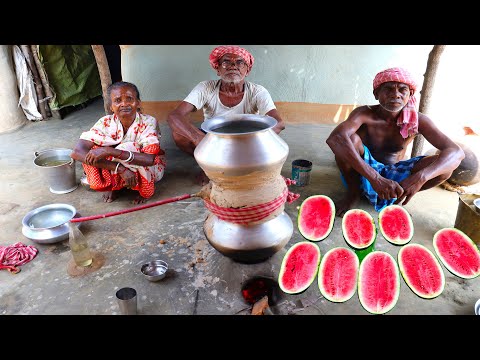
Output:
[
  {"xmin": 474, "ymin": 198, "xmax": 480, "ymax": 214},
  {"xmin": 141, "ymin": 260, "xmax": 168, "ymax": 282}
]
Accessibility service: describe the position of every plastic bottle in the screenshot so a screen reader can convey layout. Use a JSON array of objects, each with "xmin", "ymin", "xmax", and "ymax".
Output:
[{"xmin": 68, "ymin": 222, "xmax": 93, "ymax": 267}]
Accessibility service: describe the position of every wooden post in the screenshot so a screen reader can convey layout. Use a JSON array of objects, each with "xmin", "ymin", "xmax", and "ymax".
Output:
[
  {"xmin": 411, "ymin": 45, "xmax": 446, "ymax": 157},
  {"xmin": 30, "ymin": 45, "xmax": 57, "ymax": 118},
  {"xmin": 20, "ymin": 45, "xmax": 48, "ymax": 120},
  {"xmin": 91, "ymin": 45, "xmax": 112, "ymax": 115}
]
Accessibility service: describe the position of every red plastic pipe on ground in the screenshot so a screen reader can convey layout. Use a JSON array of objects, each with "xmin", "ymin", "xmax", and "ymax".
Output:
[{"xmin": 70, "ymin": 193, "xmax": 195, "ymax": 223}]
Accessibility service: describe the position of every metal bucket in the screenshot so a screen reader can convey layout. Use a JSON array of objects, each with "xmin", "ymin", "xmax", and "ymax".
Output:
[
  {"xmin": 34, "ymin": 148, "xmax": 78, "ymax": 194},
  {"xmin": 454, "ymin": 194, "xmax": 480, "ymax": 245},
  {"xmin": 291, "ymin": 159, "xmax": 312, "ymax": 186}
]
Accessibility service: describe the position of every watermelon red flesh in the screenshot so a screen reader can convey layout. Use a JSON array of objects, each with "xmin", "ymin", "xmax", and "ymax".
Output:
[
  {"xmin": 298, "ymin": 195, "xmax": 335, "ymax": 241},
  {"xmin": 318, "ymin": 247, "xmax": 359, "ymax": 302},
  {"xmin": 433, "ymin": 228, "xmax": 480, "ymax": 279},
  {"xmin": 398, "ymin": 244, "xmax": 445, "ymax": 299},
  {"xmin": 342, "ymin": 209, "xmax": 376, "ymax": 249},
  {"xmin": 278, "ymin": 242, "xmax": 321, "ymax": 294},
  {"xmin": 358, "ymin": 251, "xmax": 400, "ymax": 314},
  {"xmin": 379, "ymin": 205, "xmax": 413, "ymax": 245}
]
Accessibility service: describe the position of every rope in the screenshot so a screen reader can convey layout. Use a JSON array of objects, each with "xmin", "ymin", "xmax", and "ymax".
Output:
[{"xmin": 203, "ymin": 177, "xmax": 300, "ymax": 224}]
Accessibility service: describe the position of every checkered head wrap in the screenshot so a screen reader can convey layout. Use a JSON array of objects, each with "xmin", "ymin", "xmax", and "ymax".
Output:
[
  {"xmin": 209, "ymin": 45, "xmax": 255, "ymax": 71},
  {"xmin": 373, "ymin": 67, "xmax": 419, "ymax": 138}
]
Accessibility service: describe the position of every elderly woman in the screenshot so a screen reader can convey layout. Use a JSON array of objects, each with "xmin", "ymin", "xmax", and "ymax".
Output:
[
  {"xmin": 167, "ymin": 45, "xmax": 285, "ymax": 184},
  {"xmin": 71, "ymin": 81, "xmax": 166, "ymax": 204}
]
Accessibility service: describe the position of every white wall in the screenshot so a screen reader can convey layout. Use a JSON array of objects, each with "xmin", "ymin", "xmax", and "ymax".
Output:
[
  {"xmin": 428, "ymin": 45, "xmax": 480, "ymax": 136},
  {"xmin": 121, "ymin": 45, "xmax": 480, "ymax": 152},
  {"xmin": 121, "ymin": 45, "xmax": 432, "ymax": 105},
  {"xmin": 0, "ymin": 45, "xmax": 26, "ymax": 133}
]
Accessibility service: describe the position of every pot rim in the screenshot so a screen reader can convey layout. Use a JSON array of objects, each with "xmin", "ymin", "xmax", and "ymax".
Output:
[
  {"xmin": 201, "ymin": 114, "xmax": 277, "ymax": 135},
  {"xmin": 33, "ymin": 148, "xmax": 74, "ymax": 167},
  {"xmin": 22, "ymin": 203, "xmax": 77, "ymax": 230}
]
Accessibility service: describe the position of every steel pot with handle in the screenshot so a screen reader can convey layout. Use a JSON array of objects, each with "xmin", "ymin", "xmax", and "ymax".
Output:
[{"xmin": 34, "ymin": 148, "xmax": 78, "ymax": 194}]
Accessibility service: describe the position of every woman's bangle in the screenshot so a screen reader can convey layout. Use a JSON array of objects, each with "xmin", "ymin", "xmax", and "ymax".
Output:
[
  {"xmin": 114, "ymin": 162, "xmax": 121, "ymax": 174},
  {"xmin": 125, "ymin": 151, "xmax": 134, "ymax": 162}
]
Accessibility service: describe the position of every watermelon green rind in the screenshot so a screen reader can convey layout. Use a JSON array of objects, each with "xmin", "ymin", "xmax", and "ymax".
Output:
[
  {"xmin": 297, "ymin": 195, "xmax": 335, "ymax": 242},
  {"xmin": 378, "ymin": 205, "xmax": 414, "ymax": 245},
  {"xmin": 342, "ymin": 209, "xmax": 377, "ymax": 249},
  {"xmin": 278, "ymin": 241, "xmax": 321, "ymax": 294},
  {"xmin": 433, "ymin": 228, "xmax": 480, "ymax": 279},
  {"xmin": 358, "ymin": 251, "xmax": 400, "ymax": 314},
  {"xmin": 318, "ymin": 247, "xmax": 359, "ymax": 303},
  {"xmin": 398, "ymin": 243, "xmax": 445, "ymax": 299}
]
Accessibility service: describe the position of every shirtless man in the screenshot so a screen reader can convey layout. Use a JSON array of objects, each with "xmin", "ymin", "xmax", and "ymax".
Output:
[
  {"xmin": 326, "ymin": 67, "xmax": 464, "ymax": 217},
  {"xmin": 167, "ymin": 45, "xmax": 285, "ymax": 185}
]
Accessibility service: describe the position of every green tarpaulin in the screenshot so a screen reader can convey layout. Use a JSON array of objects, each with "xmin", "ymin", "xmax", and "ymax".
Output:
[{"xmin": 38, "ymin": 45, "xmax": 102, "ymax": 110}]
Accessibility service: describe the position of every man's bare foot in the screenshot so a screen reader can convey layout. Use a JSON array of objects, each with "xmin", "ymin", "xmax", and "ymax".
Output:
[
  {"xmin": 335, "ymin": 193, "xmax": 360, "ymax": 217},
  {"xmin": 195, "ymin": 170, "xmax": 210, "ymax": 186},
  {"xmin": 133, "ymin": 196, "xmax": 147, "ymax": 205},
  {"xmin": 102, "ymin": 190, "xmax": 119, "ymax": 203}
]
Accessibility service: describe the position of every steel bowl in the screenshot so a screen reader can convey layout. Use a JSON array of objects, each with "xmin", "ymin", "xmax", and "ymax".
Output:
[
  {"xmin": 22, "ymin": 203, "xmax": 80, "ymax": 244},
  {"xmin": 141, "ymin": 259, "xmax": 168, "ymax": 282},
  {"xmin": 474, "ymin": 198, "xmax": 480, "ymax": 214}
]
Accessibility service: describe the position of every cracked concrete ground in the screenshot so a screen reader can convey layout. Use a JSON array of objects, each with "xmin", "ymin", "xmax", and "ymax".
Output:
[{"xmin": 0, "ymin": 98, "xmax": 479, "ymax": 316}]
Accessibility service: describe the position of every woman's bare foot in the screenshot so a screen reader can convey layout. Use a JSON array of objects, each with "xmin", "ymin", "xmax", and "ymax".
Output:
[
  {"xmin": 335, "ymin": 193, "xmax": 360, "ymax": 217},
  {"xmin": 133, "ymin": 195, "xmax": 147, "ymax": 204},
  {"xmin": 195, "ymin": 170, "xmax": 210, "ymax": 186},
  {"xmin": 102, "ymin": 190, "xmax": 119, "ymax": 203}
]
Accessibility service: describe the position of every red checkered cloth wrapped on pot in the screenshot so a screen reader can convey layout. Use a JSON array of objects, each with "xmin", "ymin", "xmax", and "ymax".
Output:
[
  {"xmin": 0, "ymin": 242, "xmax": 38, "ymax": 274},
  {"xmin": 203, "ymin": 177, "xmax": 300, "ymax": 224}
]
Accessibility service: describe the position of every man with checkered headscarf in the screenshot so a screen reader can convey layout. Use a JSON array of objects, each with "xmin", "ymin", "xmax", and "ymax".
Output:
[
  {"xmin": 326, "ymin": 67, "xmax": 464, "ymax": 217},
  {"xmin": 167, "ymin": 45, "xmax": 285, "ymax": 185}
]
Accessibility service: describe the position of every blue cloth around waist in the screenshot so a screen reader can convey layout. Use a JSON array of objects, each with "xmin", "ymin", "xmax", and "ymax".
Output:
[{"xmin": 341, "ymin": 145, "xmax": 425, "ymax": 211}]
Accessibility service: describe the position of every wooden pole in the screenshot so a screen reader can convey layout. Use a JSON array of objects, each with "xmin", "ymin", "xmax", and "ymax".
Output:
[
  {"xmin": 91, "ymin": 45, "xmax": 112, "ymax": 115},
  {"xmin": 20, "ymin": 45, "xmax": 48, "ymax": 120},
  {"xmin": 411, "ymin": 45, "xmax": 446, "ymax": 157},
  {"xmin": 30, "ymin": 45, "xmax": 56, "ymax": 118}
]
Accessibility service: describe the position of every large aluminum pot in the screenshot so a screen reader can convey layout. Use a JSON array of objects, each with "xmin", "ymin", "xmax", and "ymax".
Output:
[
  {"xmin": 34, "ymin": 148, "xmax": 78, "ymax": 194},
  {"xmin": 194, "ymin": 114, "xmax": 293, "ymax": 263},
  {"xmin": 204, "ymin": 212, "xmax": 293, "ymax": 263},
  {"xmin": 195, "ymin": 114, "xmax": 289, "ymax": 179}
]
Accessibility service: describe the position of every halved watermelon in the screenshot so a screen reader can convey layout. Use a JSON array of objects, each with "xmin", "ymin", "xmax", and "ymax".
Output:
[
  {"xmin": 318, "ymin": 247, "xmax": 359, "ymax": 303},
  {"xmin": 297, "ymin": 195, "xmax": 335, "ymax": 241},
  {"xmin": 278, "ymin": 241, "xmax": 321, "ymax": 294},
  {"xmin": 358, "ymin": 251, "xmax": 400, "ymax": 314},
  {"xmin": 398, "ymin": 243, "xmax": 445, "ymax": 299},
  {"xmin": 342, "ymin": 209, "xmax": 376, "ymax": 249},
  {"xmin": 433, "ymin": 228, "xmax": 480, "ymax": 279},
  {"xmin": 378, "ymin": 205, "xmax": 414, "ymax": 245}
]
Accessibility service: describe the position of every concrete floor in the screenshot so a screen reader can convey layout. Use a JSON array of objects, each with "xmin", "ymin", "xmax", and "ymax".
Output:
[{"xmin": 0, "ymin": 97, "xmax": 479, "ymax": 315}]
